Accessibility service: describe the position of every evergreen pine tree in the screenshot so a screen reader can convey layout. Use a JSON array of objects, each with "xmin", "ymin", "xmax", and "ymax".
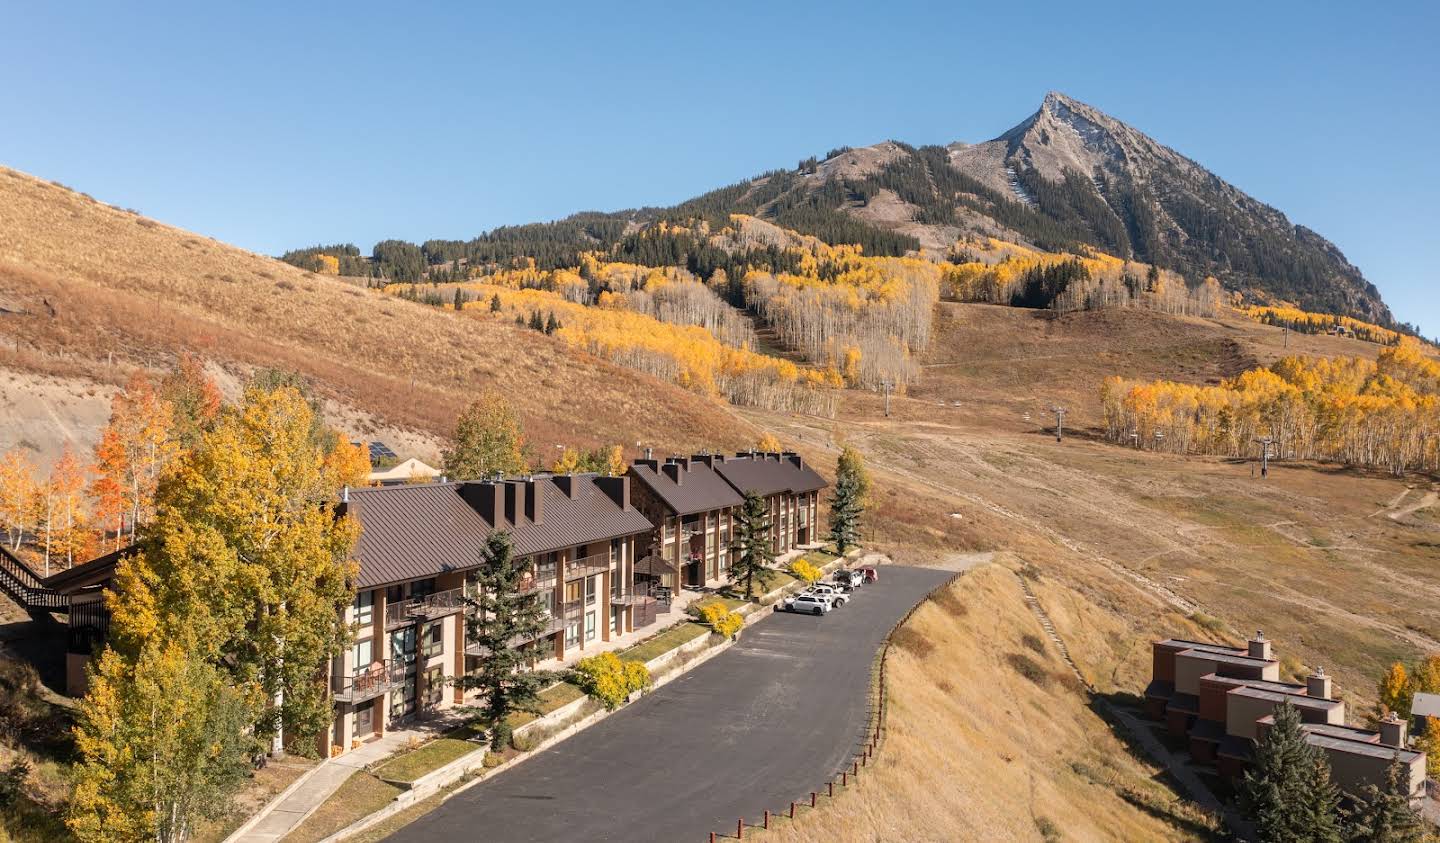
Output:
[
  {"xmin": 545, "ymin": 311, "xmax": 559, "ymax": 335},
  {"xmin": 490, "ymin": 293, "xmax": 502, "ymax": 313},
  {"xmin": 1295, "ymin": 754, "xmax": 1345, "ymax": 843},
  {"xmin": 453, "ymin": 287, "xmax": 465, "ymax": 310},
  {"xmin": 729, "ymin": 492, "xmax": 774, "ymax": 600},
  {"xmin": 1347, "ymin": 752, "xmax": 1425, "ymax": 843},
  {"xmin": 829, "ymin": 446, "xmax": 867, "ymax": 554},
  {"xmin": 528, "ymin": 310, "xmax": 544, "ymax": 332},
  {"xmin": 460, "ymin": 531, "xmax": 558, "ymax": 751},
  {"xmin": 1241, "ymin": 701, "xmax": 1326, "ymax": 842}
]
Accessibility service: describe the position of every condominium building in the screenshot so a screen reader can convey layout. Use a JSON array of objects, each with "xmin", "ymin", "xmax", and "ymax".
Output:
[
  {"xmin": 710, "ymin": 452, "xmax": 826, "ymax": 555},
  {"xmin": 325, "ymin": 473, "xmax": 652, "ymax": 756},
  {"xmin": 1145, "ymin": 632, "xmax": 1426, "ymax": 802},
  {"xmin": 628, "ymin": 454, "xmax": 744, "ymax": 598}
]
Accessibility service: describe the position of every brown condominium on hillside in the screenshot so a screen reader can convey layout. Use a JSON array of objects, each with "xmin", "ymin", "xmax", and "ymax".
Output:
[
  {"xmin": 1146, "ymin": 632, "xmax": 1427, "ymax": 802},
  {"xmin": 326, "ymin": 473, "xmax": 651, "ymax": 756},
  {"xmin": 627, "ymin": 451, "xmax": 826, "ymax": 599}
]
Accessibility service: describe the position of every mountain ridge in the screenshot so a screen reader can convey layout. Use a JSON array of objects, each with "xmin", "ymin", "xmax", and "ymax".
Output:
[{"xmin": 282, "ymin": 92, "xmax": 1396, "ymax": 328}]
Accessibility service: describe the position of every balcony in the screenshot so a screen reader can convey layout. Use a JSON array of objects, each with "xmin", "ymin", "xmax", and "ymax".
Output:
[
  {"xmin": 515, "ymin": 566, "xmax": 559, "ymax": 594},
  {"xmin": 563, "ymin": 551, "xmax": 611, "ymax": 581},
  {"xmin": 384, "ymin": 587, "xmax": 466, "ymax": 629},
  {"xmin": 332, "ymin": 659, "xmax": 407, "ymax": 704},
  {"xmin": 610, "ymin": 582, "xmax": 659, "ymax": 607}
]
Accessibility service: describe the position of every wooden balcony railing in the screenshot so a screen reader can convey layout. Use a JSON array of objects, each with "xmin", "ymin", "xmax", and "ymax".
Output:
[
  {"xmin": 332, "ymin": 659, "xmax": 407, "ymax": 703},
  {"xmin": 384, "ymin": 586, "xmax": 466, "ymax": 629}
]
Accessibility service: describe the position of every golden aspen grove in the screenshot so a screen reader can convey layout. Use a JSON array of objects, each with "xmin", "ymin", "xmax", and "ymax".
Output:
[
  {"xmin": 1239, "ymin": 304, "xmax": 1406, "ymax": 346},
  {"xmin": 1101, "ymin": 339, "xmax": 1440, "ymax": 474}
]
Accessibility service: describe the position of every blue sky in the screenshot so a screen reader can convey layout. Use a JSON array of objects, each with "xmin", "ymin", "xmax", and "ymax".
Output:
[{"xmin": 3, "ymin": 2, "xmax": 1437, "ymax": 332}]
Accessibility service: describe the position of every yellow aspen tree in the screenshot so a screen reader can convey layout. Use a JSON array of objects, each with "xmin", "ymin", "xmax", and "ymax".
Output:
[
  {"xmin": 0, "ymin": 448, "xmax": 36, "ymax": 551},
  {"xmin": 756, "ymin": 433, "xmax": 783, "ymax": 452}
]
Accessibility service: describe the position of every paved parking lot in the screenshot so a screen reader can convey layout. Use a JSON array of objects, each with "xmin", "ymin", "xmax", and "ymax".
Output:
[{"xmin": 387, "ymin": 565, "xmax": 954, "ymax": 843}]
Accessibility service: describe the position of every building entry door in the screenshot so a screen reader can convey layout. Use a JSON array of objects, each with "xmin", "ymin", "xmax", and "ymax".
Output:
[{"xmin": 356, "ymin": 700, "xmax": 375, "ymax": 737}]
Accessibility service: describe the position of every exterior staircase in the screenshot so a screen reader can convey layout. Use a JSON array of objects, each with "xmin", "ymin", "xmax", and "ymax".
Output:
[{"xmin": 0, "ymin": 546, "xmax": 68, "ymax": 616}]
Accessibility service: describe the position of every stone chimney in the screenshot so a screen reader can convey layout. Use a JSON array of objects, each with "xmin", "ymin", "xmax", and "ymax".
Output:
[
  {"xmin": 1380, "ymin": 712, "xmax": 1408, "ymax": 748},
  {"xmin": 662, "ymin": 461, "xmax": 685, "ymax": 485},
  {"xmin": 596, "ymin": 475, "xmax": 630, "ymax": 510},
  {"xmin": 1306, "ymin": 667, "xmax": 1332, "ymax": 699},
  {"xmin": 784, "ymin": 451, "xmax": 804, "ymax": 470},
  {"xmin": 1248, "ymin": 630, "xmax": 1272, "ymax": 660},
  {"xmin": 524, "ymin": 478, "xmax": 544, "ymax": 525}
]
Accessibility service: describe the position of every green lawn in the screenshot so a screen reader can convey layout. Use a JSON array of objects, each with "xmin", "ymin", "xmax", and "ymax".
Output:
[
  {"xmin": 373, "ymin": 682, "xmax": 584, "ymax": 783},
  {"xmin": 619, "ymin": 622, "xmax": 710, "ymax": 664},
  {"xmin": 282, "ymin": 772, "xmax": 402, "ymax": 843}
]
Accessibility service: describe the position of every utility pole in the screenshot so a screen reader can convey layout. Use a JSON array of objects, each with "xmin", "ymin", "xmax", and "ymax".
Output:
[
  {"xmin": 1052, "ymin": 406, "xmax": 1067, "ymax": 443},
  {"xmin": 882, "ymin": 380, "xmax": 892, "ymax": 418},
  {"xmin": 1253, "ymin": 436, "xmax": 1274, "ymax": 478}
]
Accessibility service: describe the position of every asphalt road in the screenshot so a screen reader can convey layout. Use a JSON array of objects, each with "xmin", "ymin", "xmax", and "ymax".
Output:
[{"xmin": 386, "ymin": 565, "xmax": 953, "ymax": 843}]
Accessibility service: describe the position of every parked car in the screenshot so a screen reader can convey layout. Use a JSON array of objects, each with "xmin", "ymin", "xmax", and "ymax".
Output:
[
  {"xmin": 833, "ymin": 569, "xmax": 865, "ymax": 590},
  {"xmin": 858, "ymin": 565, "xmax": 878, "ymax": 583},
  {"xmin": 805, "ymin": 583, "xmax": 849, "ymax": 606},
  {"xmin": 780, "ymin": 593, "xmax": 831, "ymax": 615}
]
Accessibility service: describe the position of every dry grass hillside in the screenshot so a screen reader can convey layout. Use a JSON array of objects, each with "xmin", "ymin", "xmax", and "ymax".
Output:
[
  {"xmin": 0, "ymin": 166, "xmax": 751, "ymax": 464},
  {"xmin": 756, "ymin": 564, "xmax": 1221, "ymax": 842}
]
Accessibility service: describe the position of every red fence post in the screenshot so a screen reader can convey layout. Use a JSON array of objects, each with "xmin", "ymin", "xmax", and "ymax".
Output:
[
  {"xmin": 737, "ymin": 818, "xmax": 744, "ymax": 839},
  {"xmin": 842, "ymin": 771, "xmax": 848, "ymax": 786},
  {"xmin": 828, "ymin": 781, "xmax": 834, "ymax": 798},
  {"xmin": 812, "ymin": 791, "xmax": 818, "ymax": 807},
  {"xmin": 790, "ymin": 801, "xmax": 796, "ymax": 819}
]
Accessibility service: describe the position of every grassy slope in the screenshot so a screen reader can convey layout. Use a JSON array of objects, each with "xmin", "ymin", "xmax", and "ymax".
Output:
[
  {"xmin": 757, "ymin": 566, "xmax": 1221, "ymax": 842},
  {"xmin": 0, "ymin": 166, "xmax": 752, "ymax": 462}
]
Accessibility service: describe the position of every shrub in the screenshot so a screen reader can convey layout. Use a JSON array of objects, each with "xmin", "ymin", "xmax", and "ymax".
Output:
[
  {"xmin": 509, "ymin": 731, "xmax": 538, "ymax": 752},
  {"xmin": 698, "ymin": 602, "xmax": 743, "ymax": 639},
  {"xmin": 1007, "ymin": 653, "xmax": 1050, "ymax": 687},
  {"xmin": 0, "ymin": 758, "xmax": 28, "ymax": 808},
  {"xmin": 482, "ymin": 751, "xmax": 504, "ymax": 768},
  {"xmin": 570, "ymin": 652, "xmax": 652, "ymax": 710},
  {"xmin": 789, "ymin": 559, "xmax": 823, "ymax": 585}
]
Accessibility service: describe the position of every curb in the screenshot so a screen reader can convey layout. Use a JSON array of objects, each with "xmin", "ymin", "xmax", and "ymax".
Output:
[{"xmin": 312, "ymin": 553, "xmax": 851, "ymax": 842}]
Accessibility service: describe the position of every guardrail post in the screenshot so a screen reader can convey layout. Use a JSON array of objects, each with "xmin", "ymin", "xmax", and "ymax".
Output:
[
  {"xmin": 828, "ymin": 781, "xmax": 834, "ymax": 797},
  {"xmin": 842, "ymin": 771, "xmax": 848, "ymax": 786}
]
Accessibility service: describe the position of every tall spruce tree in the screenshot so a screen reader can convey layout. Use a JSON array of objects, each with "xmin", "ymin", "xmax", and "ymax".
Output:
[
  {"xmin": 729, "ymin": 492, "xmax": 774, "ymax": 599},
  {"xmin": 1347, "ymin": 752, "xmax": 1425, "ymax": 843},
  {"xmin": 1295, "ymin": 754, "xmax": 1345, "ymax": 843},
  {"xmin": 1241, "ymin": 701, "xmax": 1341, "ymax": 842},
  {"xmin": 461, "ymin": 531, "xmax": 557, "ymax": 751},
  {"xmin": 829, "ymin": 446, "xmax": 867, "ymax": 554}
]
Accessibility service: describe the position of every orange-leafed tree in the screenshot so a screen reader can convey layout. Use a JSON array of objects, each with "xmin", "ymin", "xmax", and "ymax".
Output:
[
  {"xmin": 98, "ymin": 372, "xmax": 176, "ymax": 542},
  {"xmin": 0, "ymin": 449, "xmax": 37, "ymax": 551},
  {"xmin": 40, "ymin": 445, "xmax": 90, "ymax": 574},
  {"xmin": 160, "ymin": 353, "xmax": 222, "ymax": 451},
  {"xmin": 90, "ymin": 428, "xmax": 129, "ymax": 551},
  {"xmin": 325, "ymin": 438, "xmax": 372, "ymax": 488}
]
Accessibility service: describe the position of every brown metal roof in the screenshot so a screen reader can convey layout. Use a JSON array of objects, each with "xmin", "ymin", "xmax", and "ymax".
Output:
[
  {"xmin": 344, "ymin": 475, "xmax": 653, "ymax": 589},
  {"xmin": 628, "ymin": 460, "xmax": 744, "ymax": 517},
  {"xmin": 713, "ymin": 452, "xmax": 827, "ymax": 498}
]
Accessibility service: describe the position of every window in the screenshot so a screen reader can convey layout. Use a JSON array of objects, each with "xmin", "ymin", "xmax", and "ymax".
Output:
[
  {"xmin": 423, "ymin": 666, "xmax": 444, "ymax": 708},
  {"xmin": 352, "ymin": 638, "xmax": 374, "ymax": 671},
  {"xmin": 391, "ymin": 627, "xmax": 416, "ymax": 665},
  {"xmin": 421, "ymin": 622, "xmax": 443, "ymax": 660},
  {"xmin": 585, "ymin": 611, "xmax": 597, "ymax": 642},
  {"xmin": 585, "ymin": 574, "xmax": 598, "ymax": 606},
  {"xmin": 390, "ymin": 675, "xmax": 416, "ymax": 719},
  {"xmin": 353, "ymin": 590, "xmax": 374, "ymax": 626},
  {"xmin": 610, "ymin": 606, "xmax": 621, "ymax": 635},
  {"xmin": 565, "ymin": 579, "xmax": 582, "ymax": 604},
  {"xmin": 411, "ymin": 578, "xmax": 436, "ymax": 598},
  {"xmin": 565, "ymin": 620, "xmax": 580, "ymax": 648}
]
